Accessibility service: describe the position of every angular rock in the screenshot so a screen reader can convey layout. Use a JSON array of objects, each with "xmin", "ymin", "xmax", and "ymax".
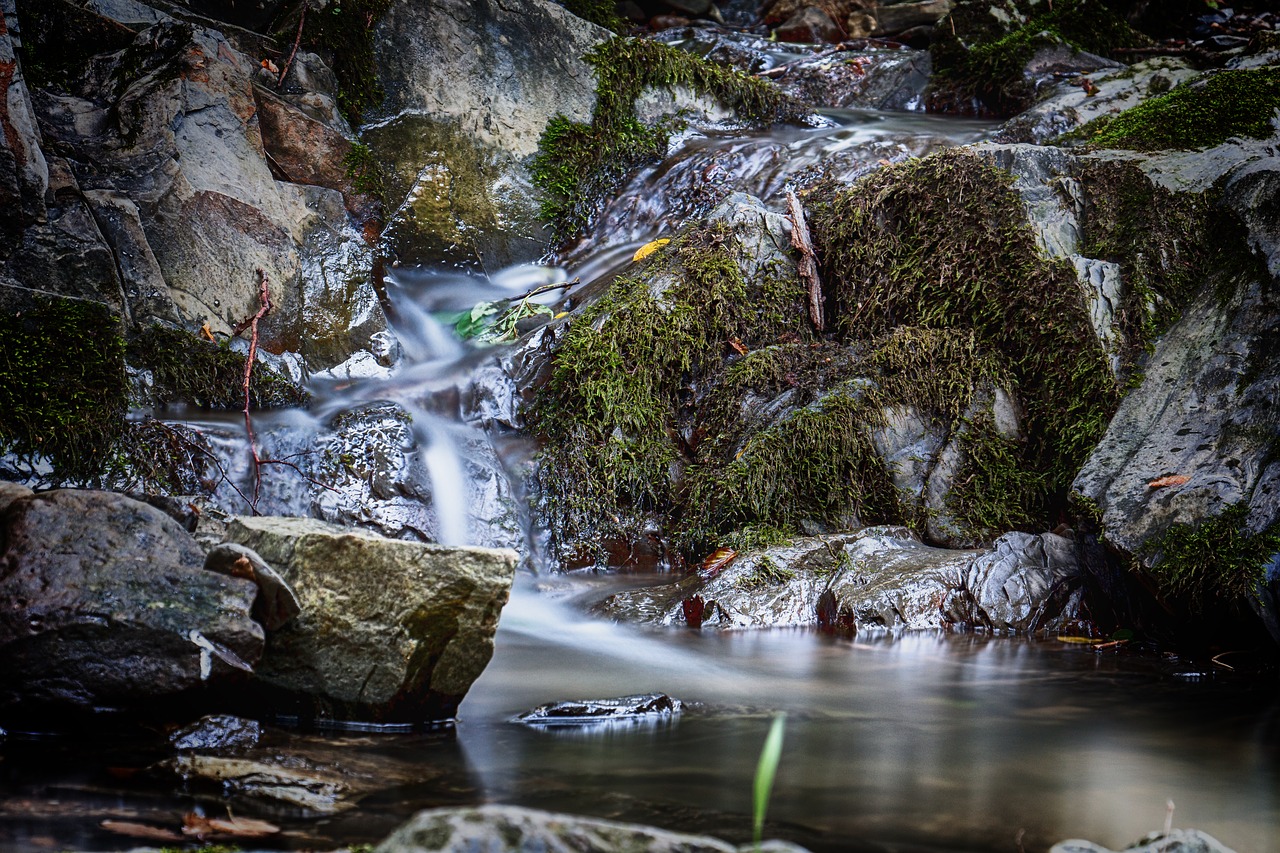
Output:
[
  {"xmin": 1052, "ymin": 829, "xmax": 1237, "ymax": 853},
  {"xmin": 203, "ymin": 542, "xmax": 302, "ymax": 631},
  {"xmin": 165, "ymin": 753, "xmax": 352, "ymax": 813},
  {"xmin": 872, "ymin": 0, "xmax": 953, "ymax": 37},
  {"xmin": 0, "ymin": 489, "xmax": 263, "ymax": 714},
  {"xmin": 517, "ymin": 693, "xmax": 683, "ymax": 726},
  {"xmin": 599, "ymin": 527, "xmax": 1086, "ymax": 633},
  {"xmin": 225, "ymin": 516, "xmax": 518, "ymax": 722},
  {"xmin": 775, "ymin": 6, "xmax": 843, "ymax": 44},
  {"xmin": 376, "ymin": 805, "xmax": 812, "ymax": 853},
  {"xmin": 369, "ymin": 0, "xmax": 607, "ymax": 267},
  {"xmin": 170, "ymin": 713, "xmax": 262, "ymax": 751}
]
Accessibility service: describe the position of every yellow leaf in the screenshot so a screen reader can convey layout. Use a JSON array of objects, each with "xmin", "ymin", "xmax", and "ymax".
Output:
[
  {"xmin": 632, "ymin": 238, "xmax": 670, "ymax": 262},
  {"xmin": 1056, "ymin": 636, "xmax": 1106, "ymax": 645}
]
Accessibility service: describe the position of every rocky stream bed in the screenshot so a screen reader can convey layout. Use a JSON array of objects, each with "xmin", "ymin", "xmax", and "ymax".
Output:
[{"xmin": 2, "ymin": 0, "xmax": 1280, "ymax": 851}]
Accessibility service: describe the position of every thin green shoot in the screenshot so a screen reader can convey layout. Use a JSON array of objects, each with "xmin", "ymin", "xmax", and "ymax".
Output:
[{"xmin": 753, "ymin": 712, "xmax": 787, "ymax": 846}]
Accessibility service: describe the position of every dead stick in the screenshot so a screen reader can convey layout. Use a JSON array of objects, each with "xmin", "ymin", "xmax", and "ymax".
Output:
[
  {"xmin": 278, "ymin": 5, "xmax": 306, "ymax": 87},
  {"xmin": 786, "ymin": 189, "xmax": 825, "ymax": 332},
  {"xmin": 240, "ymin": 269, "xmax": 273, "ymax": 510}
]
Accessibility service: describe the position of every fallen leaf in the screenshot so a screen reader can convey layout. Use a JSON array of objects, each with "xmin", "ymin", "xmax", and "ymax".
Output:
[
  {"xmin": 101, "ymin": 821, "xmax": 181, "ymax": 842},
  {"xmin": 261, "ymin": 58, "xmax": 280, "ymax": 75},
  {"xmin": 699, "ymin": 547, "xmax": 738, "ymax": 576},
  {"xmin": 183, "ymin": 812, "xmax": 280, "ymax": 839},
  {"xmin": 1056, "ymin": 636, "xmax": 1107, "ymax": 645},
  {"xmin": 1148, "ymin": 474, "xmax": 1190, "ymax": 489},
  {"xmin": 199, "ymin": 322, "xmax": 215, "ymax": 342},
  {"xmin": 632, "ymin": 238, "xmax": 671, "ymax": 262},
  {"xmin": 728, "ymin": 337, "xmax": 748, "ymax": 356}
]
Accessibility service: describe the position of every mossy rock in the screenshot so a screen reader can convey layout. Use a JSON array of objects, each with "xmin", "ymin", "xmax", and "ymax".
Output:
[
  {"xmin": 128, "ymin": 324, "xmax": 307, "ymax": 411},
  {"xmin": 279, "ymin": 0, "xmax": 394, "ymax": 126},
  {"xmin": 929, "ymin": 0, "xmax": 1147, "ymax": 116},
  {"xmin": 1065, "ymin": 67, "xmax": 1280, "ymax": 152},
  {"xmin": 1141, "ymin": 503, "xmax": 1280, "ymax": 610},
  {"xmin": 531, "ymin": 37, "xmax": 805, "ymax": 243},
  {"xmin": 0, "ymin": 293, "xmax": 128, "ymax": 485}
]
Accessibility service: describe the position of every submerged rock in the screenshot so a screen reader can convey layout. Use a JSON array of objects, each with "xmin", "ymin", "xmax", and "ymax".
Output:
[
  {"xmin": 517, "ymin": 693, "xmax": 684, "ymax": 726},
  {"xmin": 600, "ymin": 527, "xmax": 1086, "ymax": 633},
  {"xmin": 0, "ymin": 489, "xmax": 263, "ymax": 715},
  {"xmin": 377, "ymin": 804, "xmax": 811, "ymax": 853},
  {"xmin": 225, "ymin": 516, "xmax": 518, "ymax": 722}
]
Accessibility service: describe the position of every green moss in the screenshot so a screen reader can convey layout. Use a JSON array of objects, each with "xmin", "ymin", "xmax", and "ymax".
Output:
[
  {"xmin": 532, "ymin": 222, "xmax": 814, "ymax": 564},
  {"xmin": 735, "ymin": 555, "xmax": 797, "ymax": 590},
  {"xmin": 930, "ymin": 0, "xmax": 1146, "ymax": 115},
  {"xmin": 556, "ymin": 0, "xmax": 627, "ymax": 33},
  {"xmin": 1141, "ymin": 503, "xmax": 1280, "ymax": 608},
  {"xmin": 531, "ymin": 37, "xmax": 803, "ymax": 242},
  {"xmin": 128, "ymin": 325, "xmax": 308, "ymax": 410},
  {"xmin": 1078, "ymin": 159, "xmax": 1264, "ymax": 375},
  {"xmin": 344, "ymin": 141, "xmax": 385, "ymax": 199},
  {"xmin": 806, "ymin": 150, "xmax": 1119, "ymax": 524},
  {"xmin": 0, "ymin": 296, "xmax": 128, "ymax": 485},
  {"xmin": 289, "ymin": 0, "xmax": 393, "ymax": 126},
  {"xmin": 1070, "ymin": 68, "xmax": 1280, "ymax": 151}
]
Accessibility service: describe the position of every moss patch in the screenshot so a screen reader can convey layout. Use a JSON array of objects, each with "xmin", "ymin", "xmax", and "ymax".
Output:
[
  {"xmin": 555, "ymin": 0, "xmax": 627, "ymax": 33},
  {"xmin": 735, "ymin": 555, "xmax": 797, "ymax": 590},
  {"xmin": 806, "ymin": 149, "xmax": 1119, "ymax": 521},
  {"xmin": 1141, "ymin": 503, "xmax": 1280, "ymax": 608},
  {"xmin": 531, "ymin": 37, "xmax": 803, "ymax": 243},
  {"xmin": 0, "ymin": 296, "xmax": 128, "ymax": 484},
  {"xmin": 930, "ymin": 0, "xmax": 1146, "ymax": 116},
  {"xmin": 1068, "ymin": 68, "xmax": 1280, "ymax": 151},
  {"xmin": 1077, "ymin": 159, "xmax": 1263, "ymax": 374},
  {"xmin": 531, "ymin": 222, "xmax": 815, "ymax": 563},
  {"xmin": 128, "ymin": 325, "xmax": 307, "ymax": 410}
]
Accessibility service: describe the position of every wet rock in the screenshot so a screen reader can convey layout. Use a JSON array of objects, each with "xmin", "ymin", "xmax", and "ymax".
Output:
[
  {"xmin": 170, "ymin": 714, "xmax": 262, "ymax": 751},
  {"xmin": 775, "ymin": 6, "xmax": 844, "ymax": 44},
  {"xmin": 377, "ymin": 804, "xmax": 811, "ymax": 853},
  {"xmin": 996, "ymin": 57, "xmax": 1199, "ymax": 145},
  {"xmin": 1052, "ymin": 829, "xmax": 1237, "ymax": 853},
  {"xmin": 203, "ymin": 542, "xmax": 302, "ymax": 631},
  {"xmin": 872, "ymin": 0, "xmax": 953, "ymax": 37},
  {"xmin": 164, "ymin": 753, "xmax": 351, "ymax": 813},
  {"xmin": 224, "ymin": 516, "xmax": 518, "ymax": 722},
  {"xmin": 600, "ymin": 527, "xmax": 1086, "ymax": 633},
  {"xmin": 0, "ymin": 489, "xmax": 263, "ymax": 714},
  {"xmin": 776, "ymin": 48, "xmax": 932, "ymax": 111},
  {"xmin": 517, "ymin": 693, "xmax": 683, "ymax": 726},
  {"xmin": 369, "ymin": 0, "xmax": 607, "ymax": 267}
]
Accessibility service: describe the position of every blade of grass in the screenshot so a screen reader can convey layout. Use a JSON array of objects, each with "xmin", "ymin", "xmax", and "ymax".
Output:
[{"xmin": 753, "ymin": 713, "xmax": 787, "ymax": 846}]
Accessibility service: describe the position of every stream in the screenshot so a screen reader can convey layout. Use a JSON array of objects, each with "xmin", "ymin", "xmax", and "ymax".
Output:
[{"xmin": 2, "ymin": 99, "xmax": 1278, "ymax": 853}]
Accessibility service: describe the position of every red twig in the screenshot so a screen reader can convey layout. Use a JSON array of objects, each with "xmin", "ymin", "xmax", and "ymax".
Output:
[
  {"xmin": 278, "ymin": 5, "xmax": 306, "ymax": 87},
  {"xmin": 239, "ymin": 269, "xmax": 274, "ymax": 510}
]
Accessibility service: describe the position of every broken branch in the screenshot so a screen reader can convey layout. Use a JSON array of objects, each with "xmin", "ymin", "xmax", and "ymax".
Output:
[{"xmin": 786, "ymin": 189, "xmax": 825, "ymax": 332}]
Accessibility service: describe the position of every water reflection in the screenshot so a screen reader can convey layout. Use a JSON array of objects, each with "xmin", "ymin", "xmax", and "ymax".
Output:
[{"xmin": 456, "ymin": 578, "xmax": 1280, "ymax": 852}]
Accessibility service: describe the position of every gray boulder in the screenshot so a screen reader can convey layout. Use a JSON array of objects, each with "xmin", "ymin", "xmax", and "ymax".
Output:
[
  {"xmin": 224, "ymin": 516, "xmax": 518, "ymax": 722},
  {"xmin": 0, "ymin": 489, "xmax": 263, "ymax": 713},
  {"xmin": 367, "ymin": 0, "xmax": 608, "ymax": 267},
  {"xmin": 600, "ymin": 526, "xmax": 1085, "ymax": 633},
  {"xmin": 375, "ymin": 805, "xmax": 811, "ymax": 853}
]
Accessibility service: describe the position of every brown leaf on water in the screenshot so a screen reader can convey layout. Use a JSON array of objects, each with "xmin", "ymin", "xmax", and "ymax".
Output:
[
  {"xmin": 183, "ymin": 812, "xmax": 280, "ymax": 839},
  {"xmin": 1148, "ymin": 474, "xmax": 1190, "ymax": 489},
  {"xmin": 100, "ymin": 821, "xmax": 182, "ymax": 842},
  {"xmin": 699, "ymin": 547, "xmax": 738, "ymax": 576}
]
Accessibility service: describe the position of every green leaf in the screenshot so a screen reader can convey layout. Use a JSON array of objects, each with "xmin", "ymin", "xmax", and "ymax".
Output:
[{"xmin": 753, "ymin": 713, "xmax": 786, "ymax": 846}]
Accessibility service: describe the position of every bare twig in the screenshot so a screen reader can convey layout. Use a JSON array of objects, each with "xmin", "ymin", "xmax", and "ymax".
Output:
[
  {"xmin": 278, "ymin": 5, "xmax": 306, "ymax": 87},
  {"xmin": 238, "ymin": 269, "xmax": 274, "ymax": 509},
  {"xmin": 786, "ymin": 189, "xmax": 824, "ymax": 332}
]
